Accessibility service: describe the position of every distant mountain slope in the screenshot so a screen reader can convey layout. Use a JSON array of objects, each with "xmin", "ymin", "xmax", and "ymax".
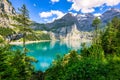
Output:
[
  {"xmin": 1, "ymin": 0, "xmax": 120, "ymax": 40},
  {"xmin": 101, "ymin": 8, "xmax": 120, "ymax": 23},
  {"xmin": 31, "ymin": 8, "xmax": 120, "ymax": 40},
  {"xmin": 32, "ymin": 8, "xmax": 120, "ymax": 32},
  {"xmin": 76, "ymin": 13, "xmax": 95, "ymax": 31},
  {"xmin": 45, "ymin": 13, "xmax": 78, "ymax": 31}
]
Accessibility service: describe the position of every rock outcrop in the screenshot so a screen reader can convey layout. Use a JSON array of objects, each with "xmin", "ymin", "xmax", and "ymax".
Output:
[
  {"xmin": 0, "ymin": 0, "xmax": 16, "ymax": 14},
  {"xmin": 0, "ymin": 0, "xmax": 16, "ymax": 28},
  {"xmin": 49, "ymin": 24, "xmax": 93, "ymax": 41}
]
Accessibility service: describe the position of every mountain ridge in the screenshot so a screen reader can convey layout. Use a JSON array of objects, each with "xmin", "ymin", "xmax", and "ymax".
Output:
[
  {"xmin": 30, "ymin": 8, "xmax": 120, "ymax": 40},
  {"xmin": 32, "ymin": 8, "xmax": 120, "ymax": 31},
  {"xmin": 1, "ymin": 0, "xmax": 120, "ymax": 40}
]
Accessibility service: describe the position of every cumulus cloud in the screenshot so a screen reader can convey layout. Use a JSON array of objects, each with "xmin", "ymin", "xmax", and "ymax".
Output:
[
  {"xmin": 39, "ymin": 10, "xmax": 65, "ymax": 18},
  {"xmin": 69, "ymin": 12, "xmax": 77, "ymax": 16},
  {"xmin": 39, "ymin": 12, "xmax": 52, "ymax": 18},
  {"xmin": 94, "ymin": 13, "xmax": 102, "ymax": 17},
  {"xmin": 67, "ymin": 0, "xmax": 120, "ymax": 13},
  {"xmin": 39, "ymin": 10, "xmax": 65, "ymax": 23},
  {"xmin": 81, "ymin": 8, "xmax": 95, "ymax": 13},
  {"xmin": 51, "ymin": 0, "xmax": 59, "ymax": 3}
]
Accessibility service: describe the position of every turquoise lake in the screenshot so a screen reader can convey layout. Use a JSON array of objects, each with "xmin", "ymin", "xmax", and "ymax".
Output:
[{"xmin": 12, "ymin": 41, "xmax": 88, "ymax": 72}]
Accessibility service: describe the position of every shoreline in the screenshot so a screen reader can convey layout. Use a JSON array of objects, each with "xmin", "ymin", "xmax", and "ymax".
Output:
[
  {"xmin": 9, "ymin": 39, "xmax": 91, "ymax": 45},
  {"xmin": 9, "ymin": 40, "xmax": 51, "ymax": 45}
]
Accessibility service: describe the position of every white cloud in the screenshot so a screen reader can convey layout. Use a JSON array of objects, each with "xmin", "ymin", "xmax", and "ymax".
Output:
[
  {"xmin": 67, "ymin": 0, "xmax": 120, "ymax": 13},
  {"xmin": 44, "ymin": 19, "xmax": 49, "ymax": 22},
  {"xmin": 81, "ymin": 8, "xmax": 95, "ymax": 13},
  {"xmin": 51, "ymin": 10, "xmax": 65, "ymax": 19},
  {"xmin": 94, "ymin": 13, "xmax": 102, "ymax": 17},
  {"xmin": 106, "ymin": 0, "xmax": 120, "ymax": 6},
  {"xmin": 39, "ymin": 10, "xmax": 65, "ymax": 23},
  {"xmin": 39, "ymin": 10, "xmax": 65, "ymax": 18},
  {"xmin": 69, "ymin": 12, "xmax": 77, "ymax": 16},
  {"xmin": 51, "ymin": 0, "xmax": 59, "ymax": 3},
  {"xmin": 39, "ymin": 12, "xmax": 53, "ymax": 18}
]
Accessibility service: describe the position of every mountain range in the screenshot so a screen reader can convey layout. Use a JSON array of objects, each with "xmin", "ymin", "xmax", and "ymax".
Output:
[
  {"xmin": 31, "ymin": 8, "xmax": 120, "ymax": 40},
  {"xmin": 1, "ymin": 0, "xmax": 120, "ymax": 40},
  {"xmin": 32, "ymin": 8, "xmax": 120, "ymax": 31}
]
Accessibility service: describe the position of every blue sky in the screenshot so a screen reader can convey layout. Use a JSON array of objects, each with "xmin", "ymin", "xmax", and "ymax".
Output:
[{"xmin": 9, "ymin": 0, "xmax": 120, "ymax": 23}]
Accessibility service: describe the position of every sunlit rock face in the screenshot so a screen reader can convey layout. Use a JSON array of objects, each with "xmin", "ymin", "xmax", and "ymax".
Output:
[
  {"xmin": 50, "ymin": 24, "xmax": 93, "ymax": 41},
  {"xmin": 63, "ymin": 24, "xmax": 80, "ymax": 40},
  {"xmin": 52, "ymin": 24, "xmax": 79, "ymax": 40},
  {"xmin": 0, "ymin": 0, "xmax": 16, "ymax": 14},
  {"xmin": 0, "ymin": 0, "xmax": 16, "ymax": 28},
  {"xmin": 64, "ymin": 24, "xmax": 93, "ymax": 41}
]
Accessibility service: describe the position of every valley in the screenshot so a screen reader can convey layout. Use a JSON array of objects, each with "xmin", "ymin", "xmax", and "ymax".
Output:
[
  {"xmin": 1, "ymin": 0, "xmax": 120, "ymax": 42},
  {"xmin": 1, "ymin": 0, "xmax": 120, "ymax": 80}
]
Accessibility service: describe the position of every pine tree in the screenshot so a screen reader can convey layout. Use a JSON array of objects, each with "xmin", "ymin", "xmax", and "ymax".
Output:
[
  {"xmin": 101, "ymin": 17, "xmax": 120, "ymax": 54},
  {"xmin": 111, "ymin": 16, "xmax": 120, "ymax": 29},
  {"xmin": 92, "ymin": 17, "xmax": 101, "ymax": 31},
  {"xmin": 92, "ymin": 17, "xmax": 101, "ymax": 43},
  {"xmin": 12, "ymin": 4, "xmax": 32, "ymax": 53}
]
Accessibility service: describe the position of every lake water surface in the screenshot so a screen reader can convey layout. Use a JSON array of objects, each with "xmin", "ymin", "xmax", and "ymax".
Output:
[{"xmin": 12, "ymin": 41, "xmax": 88, "ymax": 72}]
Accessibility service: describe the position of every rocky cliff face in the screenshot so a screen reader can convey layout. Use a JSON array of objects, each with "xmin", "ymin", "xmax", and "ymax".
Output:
[
  {"xmin": 49, "ymin": 23, "xmax": 93, "ymax": 41},
  {"xmin": 0, "ymin": 0, "xmax": 15, "ymax": 14},
  {"xmin": 0, "ymin": 0, "xmax": 16, "ymax": 28}
]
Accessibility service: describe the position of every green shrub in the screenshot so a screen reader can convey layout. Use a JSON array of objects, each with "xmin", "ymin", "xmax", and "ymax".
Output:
[
  {"xmin": 0, "ymin": 35, "xmax": 4, "ymax": 43},
  {"xmin": 0, "ymin": 45, "xmax": 35, "ymax": 80}
]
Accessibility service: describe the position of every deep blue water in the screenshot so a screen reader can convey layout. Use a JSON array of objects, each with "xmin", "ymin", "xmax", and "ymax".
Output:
[{"xmin": 12, "ymin": 41, "xmax": 88, "ymax": 72}]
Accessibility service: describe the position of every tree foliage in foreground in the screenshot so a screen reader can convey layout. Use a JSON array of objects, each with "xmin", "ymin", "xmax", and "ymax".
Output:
[{"xmin": 0, "ymin": 45, "xmax": 35, "ymax": 80}]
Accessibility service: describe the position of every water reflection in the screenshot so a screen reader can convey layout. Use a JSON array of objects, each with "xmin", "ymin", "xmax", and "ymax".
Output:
[
  {"xmin": 12, "ymin": 41, "xmax": 88, "ymax": 72},
  {"xmin": 60, "ymin": 40, "xmax": 82, "ymax": 50},
  {"xmin": 50, "ymin": 40, "xmax": 56, "ymax": 48}
]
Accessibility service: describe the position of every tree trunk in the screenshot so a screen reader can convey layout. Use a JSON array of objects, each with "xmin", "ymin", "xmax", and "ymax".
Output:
[{"xmin": 23, "ymin": 31, "xmax": 26, "ymax": 53}]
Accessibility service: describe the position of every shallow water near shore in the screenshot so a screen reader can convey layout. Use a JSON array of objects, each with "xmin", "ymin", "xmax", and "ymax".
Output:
[{"xmin": 12, "ymin": 40, "xmax": 90, "ymax": 72}]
